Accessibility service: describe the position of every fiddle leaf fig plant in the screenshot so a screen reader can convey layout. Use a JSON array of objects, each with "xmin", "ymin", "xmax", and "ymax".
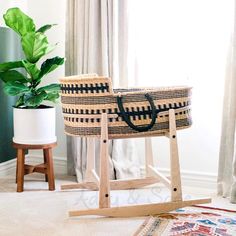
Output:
[{"xmin": 0, "ymin": 7, "xmax": 64, "ymax": 108}]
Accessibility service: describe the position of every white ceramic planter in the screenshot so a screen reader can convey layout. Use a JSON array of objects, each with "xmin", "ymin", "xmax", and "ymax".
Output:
[{"xmin": 13, "ymin": 106, "xmax": 57, "ymax": 144}]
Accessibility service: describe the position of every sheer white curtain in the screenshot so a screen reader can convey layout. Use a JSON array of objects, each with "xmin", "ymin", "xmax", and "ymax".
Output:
[
  {"xmin": 128, "ymin": 0, "xmax": 233, "ymax": 182},
  {"xmin": 218, "ymin": 1, "xmax": 236, "ymax": 204},
  {"xmin": 65, "ymin": 0, "xmax": 140, "ymax": 181}
]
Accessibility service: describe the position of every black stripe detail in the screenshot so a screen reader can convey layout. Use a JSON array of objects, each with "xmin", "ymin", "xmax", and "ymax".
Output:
[
  {"xmin": 60, "ymin": 83, "xmax": 110, "ymax": 93},
  {"xmin": 62, "ymin": 105, "xmax": 187, "ymax": 117},
  {"xmin": 64, "ymin": 109, "xmax": 190, "ymax": 123},
  {"xmin": 60, "ymin": 90, "xmax": 191, "ymax": 104}
]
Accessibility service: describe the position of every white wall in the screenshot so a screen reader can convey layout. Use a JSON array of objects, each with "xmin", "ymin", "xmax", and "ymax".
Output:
[{"xmin": 0, "ymin": 1, "xmax": 28, "ymax": 26}]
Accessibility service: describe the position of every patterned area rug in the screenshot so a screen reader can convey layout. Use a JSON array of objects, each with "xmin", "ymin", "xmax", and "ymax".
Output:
[{"xmin": 133, "ymin": 206, "xmax": 236, "ymax": 236}]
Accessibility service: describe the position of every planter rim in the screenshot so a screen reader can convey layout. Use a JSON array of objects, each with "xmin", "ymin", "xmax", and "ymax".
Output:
[{"xmin": 13, "ymin": 106, "xmax": 55, "ymax": 110}]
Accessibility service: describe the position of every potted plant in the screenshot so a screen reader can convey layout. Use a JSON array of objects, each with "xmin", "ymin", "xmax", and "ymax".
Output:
[{"xmin": 0, "ymin": 8, "xmax": 64, "ymax": 144}]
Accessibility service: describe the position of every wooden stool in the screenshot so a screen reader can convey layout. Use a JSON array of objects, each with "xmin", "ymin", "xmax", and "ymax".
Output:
[{"xmin": 13, "ymin": 142, "xmax": 57, "ymax": 192}]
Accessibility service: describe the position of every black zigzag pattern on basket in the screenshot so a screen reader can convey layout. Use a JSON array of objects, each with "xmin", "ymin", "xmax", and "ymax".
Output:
[
  {"xmin": 62, "ymin": 101, "xmax": 189, "ymax": 116},
  {"xmin": 61, "ymin": 90, "xmax": 191, "ymax": 104},
  {"xmin": 60, "ymin": 83, "xmax": 110, "ymax": 94},
  {"xmin": 63, "ymin": 109, "xmax": 190, "ymax": 124}
]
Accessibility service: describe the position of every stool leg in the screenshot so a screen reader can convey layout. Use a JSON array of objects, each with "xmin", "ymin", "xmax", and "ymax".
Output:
[
  {"xmin": 44, "ymin": 148, "xmax": 55, "ymax": 191},
  {"xmin": 15, "ymin": 159, "xmax": 18, "ymax": 184},
  {"xmin": 43, "ymin": 149, "xmax": 48, "ymax": 182},
  {"xmin": 16, "ymin": 149, "xmax": 25, "ymax": 192},
  {"xmin": 145, "ymin": 138, "xmax": 154, "ymax": 177}
]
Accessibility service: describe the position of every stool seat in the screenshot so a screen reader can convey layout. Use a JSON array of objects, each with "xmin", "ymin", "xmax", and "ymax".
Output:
[
  {"xmin": 13, "ymin": 142, "xmax": 57, "ymax": 149},
  {"xmin": 13, "ymin": 142, "xmax": 57, "ymax": 192}
]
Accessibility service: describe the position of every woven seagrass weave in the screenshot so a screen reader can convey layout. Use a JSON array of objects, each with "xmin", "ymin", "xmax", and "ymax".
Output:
[{"xmin": 60, "ymin": 74, "xmax": 192, "ymax": 138}]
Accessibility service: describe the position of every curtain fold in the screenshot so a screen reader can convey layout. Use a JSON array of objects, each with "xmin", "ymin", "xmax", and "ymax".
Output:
[
  {"xmin": 0, "ymin": 27, "xmax": 22, "ymax": 163},
  {"xmin": 65, "ymin": 0, "xmax": 140, "ymax": 181},
  {"xmin": 217, "ymin": 0, "xmax": 236, "ymax": 204}
]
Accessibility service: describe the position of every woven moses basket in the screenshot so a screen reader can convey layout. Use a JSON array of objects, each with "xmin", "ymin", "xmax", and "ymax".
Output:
[{"xmin": 60, "ymin": 74, "xmax": 192, "ymax": 138}]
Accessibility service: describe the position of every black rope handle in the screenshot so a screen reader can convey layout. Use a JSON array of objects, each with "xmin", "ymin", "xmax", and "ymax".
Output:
[{"xmin": 116, "ymin": 93, "xmax": 157, "ymax": 132}]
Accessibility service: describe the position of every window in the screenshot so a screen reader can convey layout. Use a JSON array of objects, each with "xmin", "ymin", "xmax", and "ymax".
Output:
[{"xmin": 128, "ymin": 0, "xmax": 234, "ymax": 173}]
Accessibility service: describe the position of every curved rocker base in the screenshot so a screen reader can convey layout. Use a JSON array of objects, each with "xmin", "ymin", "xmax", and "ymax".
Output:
[{"xmin": 69, "ymin": 198, "xmax": 211, "ymax": 217}]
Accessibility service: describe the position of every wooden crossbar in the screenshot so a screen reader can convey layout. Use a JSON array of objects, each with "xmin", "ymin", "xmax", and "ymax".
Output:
[
  {"xmin": 24, "ymin": 164, "xmax": 47, "ymax": 175},
  {"xmin": 147, "ymin": 165, "xmax": 171, "ymax": 188},
  {"xmin": 61, "ymin": 177, "xmax": 160, "ymax": 191}
]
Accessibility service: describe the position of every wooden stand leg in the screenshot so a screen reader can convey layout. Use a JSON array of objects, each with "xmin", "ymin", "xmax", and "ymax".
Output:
[
  {"xmin": 43, "ymin": 149, "xmax": 48, "ymax": 182},
  {"xmin": 145, "ymin": 138, "xmax": 154, "ymax": 177},
  {"xmin": 84, "ymin": 138, "xmax": 95, "ymax": 182},
  {"xmin": 16, "ymin": 149, "xmax": 25, "ymax": 192},
  {"xmin": 169, "ymin": 109, "xmax": 182, "ymax": 202},
  {"xmin": 44, "ymin": 148, "xmax": 55, "ymax": 191},
  {"xmin": 99, "ymin": 113, "xmax": 110, "ymax": 208}
]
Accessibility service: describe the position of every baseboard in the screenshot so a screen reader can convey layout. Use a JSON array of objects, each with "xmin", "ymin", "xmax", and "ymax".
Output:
[
  {"xmin": 140, "ymin": 166, "xmax": 217, "ymax": 190},
  {"xmin": 0, "ymin": 155, "xmax": 67, "ymax": 177},
  {"xmin": 0, "ymin": 159, "xmax": 16, "ymax": 177},
  {"xmin": 0, "ymin": 158, "xmax": 217, "ymax": 190}
]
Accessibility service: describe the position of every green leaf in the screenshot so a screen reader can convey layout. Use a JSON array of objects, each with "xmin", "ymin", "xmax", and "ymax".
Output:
[
  {"xmin": 36, "ymin": 24, "xmax": 57, "ymax": 33},
  {"xmin": 3, "ymin": 81, "xmax": 30, "ymax": 96},
  {"xmin": 39, "ymin": 57, "xmax": 64, "ymax": 79},
  {"xmin": 21, "ymin": 32, "xmax": 54, "ymax": 63},
  {"xmin": 45, "ymin": 91, "xmax": 59, "ymax": 102},
  {"xmin": 0, "ymin": 61, "xmax": 23, "ymax": 72},
  {"xmin": 37, "ymin": 83, "xmax": 60, "ymax": 93},
  {"xmin": 25, "ymin": 91, "xmax": 47, "ymax": 107},
  {"xmin": 3, "ymin": 7, "xmax": 35, "ymax": 36},
  {"xmin": 15, "ymin": 95, "xmax": 25, "ymax": 107},
  {"xmin": 0, "ymin": 70, "xmax": 28, "ymax": 83},
  {"xmin": 22, "ymin": 60, "xmax": 40, "ymax": 81},
  {"xmin": 36, "ymin": 84, "xmax": 60, "ymax": 104}
]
